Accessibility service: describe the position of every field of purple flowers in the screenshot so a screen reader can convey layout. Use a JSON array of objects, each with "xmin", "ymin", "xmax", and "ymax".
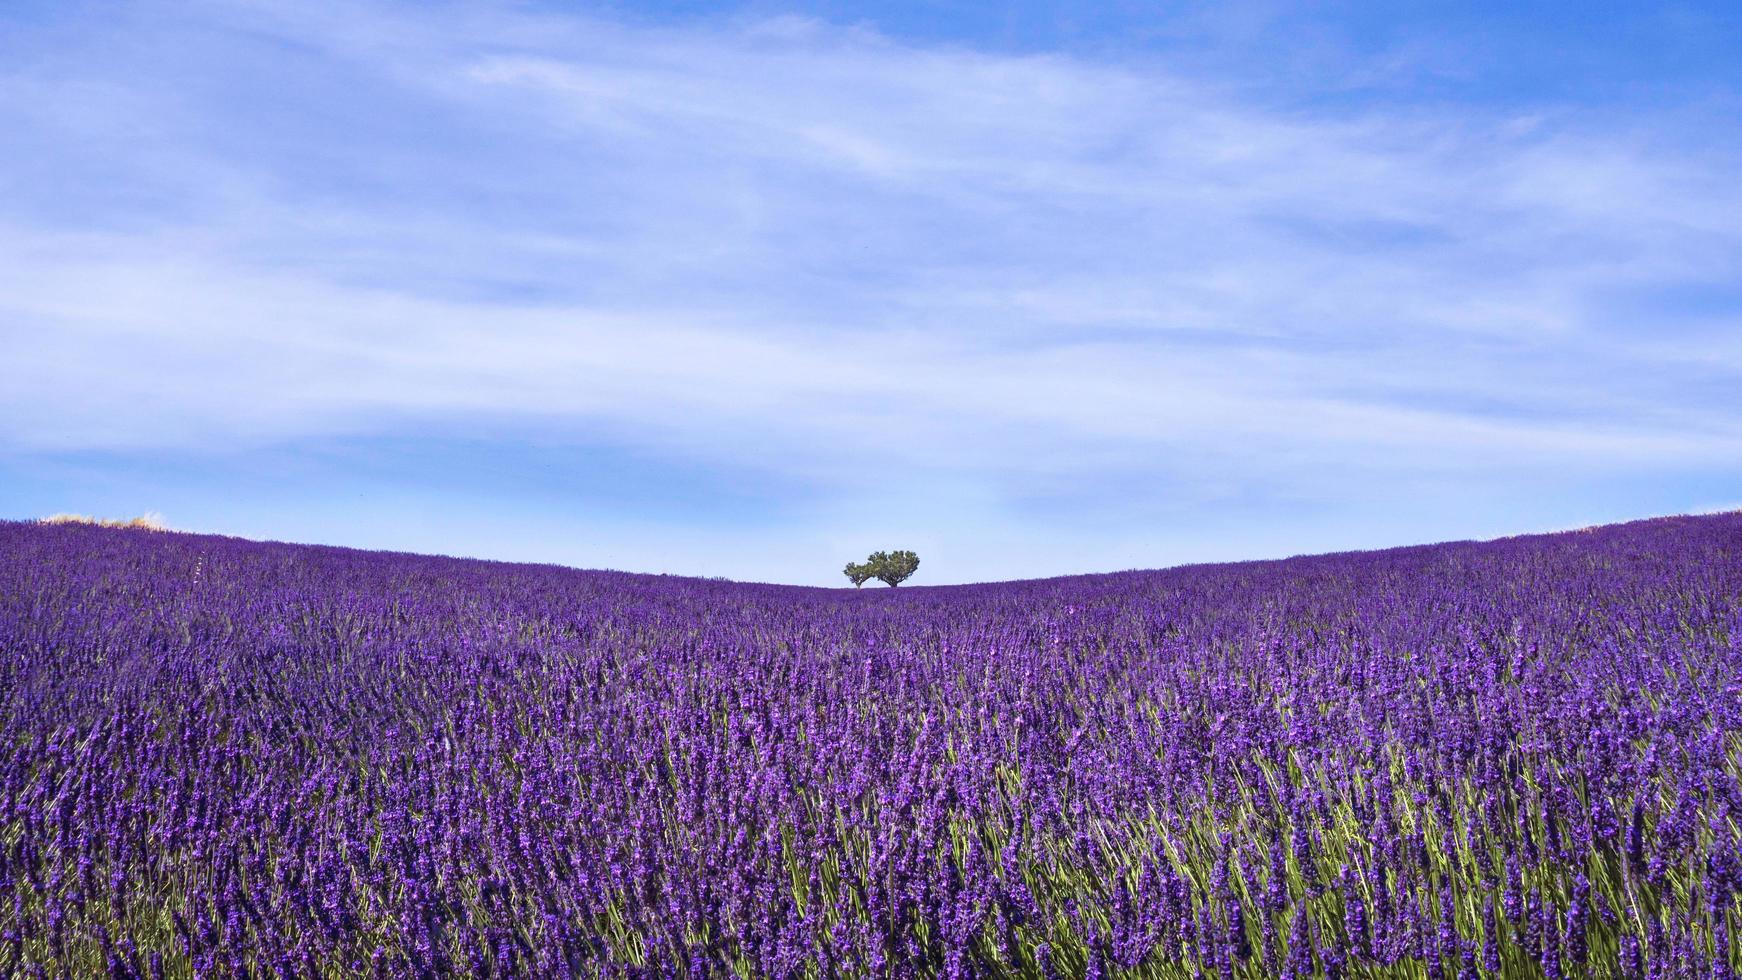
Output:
[{"xmin": 1, "ymin": 514, "xmax": 1739, "ymax": 978}]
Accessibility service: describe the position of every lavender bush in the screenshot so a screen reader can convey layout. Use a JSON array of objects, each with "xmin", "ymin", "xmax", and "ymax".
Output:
[{"xmin": 1, "ymin": 514, "xmax": 1738, "ymax": 977}]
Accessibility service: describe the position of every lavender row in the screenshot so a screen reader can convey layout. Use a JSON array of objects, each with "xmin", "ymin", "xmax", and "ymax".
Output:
[{"xmin": 1, "ymin": 514, "xmax": 1739, "ymax": 977}]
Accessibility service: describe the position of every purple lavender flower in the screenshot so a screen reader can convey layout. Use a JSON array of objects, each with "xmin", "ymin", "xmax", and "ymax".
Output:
[{"xmin": 0, "ymin": 512, "xmax": 1738, "ymax": 975}]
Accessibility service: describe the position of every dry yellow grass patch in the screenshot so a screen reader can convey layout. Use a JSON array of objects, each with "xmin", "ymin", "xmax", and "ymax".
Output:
[{"xmin": 40, "ymin": 512, "xmax": 171, "ymax": 531}]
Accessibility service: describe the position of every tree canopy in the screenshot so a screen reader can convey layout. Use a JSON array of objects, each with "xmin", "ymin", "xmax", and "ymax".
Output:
[{"xmin": 844, "ymin": 550, "xmax": 919, "ymax": 587}]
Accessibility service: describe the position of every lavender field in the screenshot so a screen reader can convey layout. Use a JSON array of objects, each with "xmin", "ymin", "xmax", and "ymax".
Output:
[{"xmin": 2, "ymin": 515, "xmax": 1739, "ymax": 978}]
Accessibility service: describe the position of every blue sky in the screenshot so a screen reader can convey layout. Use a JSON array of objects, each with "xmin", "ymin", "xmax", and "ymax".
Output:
[{"xmin": 2, "ymin": 1, "xmax": 1740, "ymax": 585}]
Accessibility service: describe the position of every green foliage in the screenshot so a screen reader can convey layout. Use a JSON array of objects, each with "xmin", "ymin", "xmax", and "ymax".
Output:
[
  {"xmin": 842, "ymin": 562, "xmax": 874, "ymax": 587},
  {"xmin": 862, "ymin": 549, "xmax": 919, "ymax": 587}
]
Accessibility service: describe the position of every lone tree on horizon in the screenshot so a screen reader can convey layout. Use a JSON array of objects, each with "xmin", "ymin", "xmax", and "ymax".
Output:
[{"xmin": 846, "ymin": 550, "xmax": 919, "ymax": 587}]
